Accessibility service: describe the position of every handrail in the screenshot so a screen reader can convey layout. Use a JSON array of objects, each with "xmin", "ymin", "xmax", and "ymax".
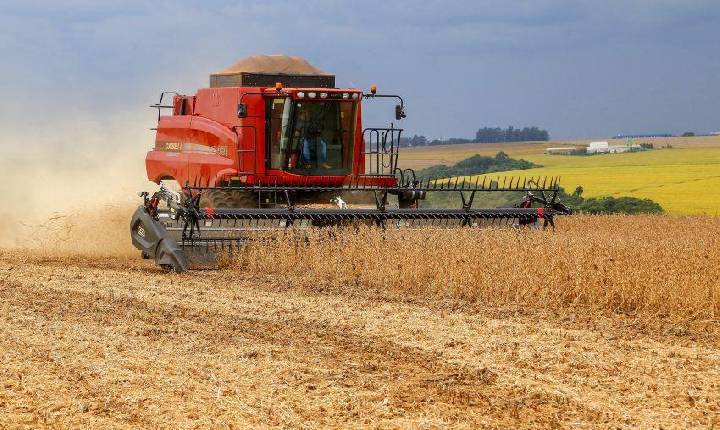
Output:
[{"xmin": 150, "ymin": 91, "xmax": 180, "ymax": 123}]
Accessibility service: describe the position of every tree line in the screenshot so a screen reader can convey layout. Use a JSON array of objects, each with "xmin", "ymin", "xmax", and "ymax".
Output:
[
  {"xmin": 399, "ymin": 126, "xmax": 550, "ymax": 147},
  {"xmin": 475, "ymin": 126, "xmax": 549, "ymax": 143},
  {"xmin": 563, "ymin": 186, "xmax": 663, "ymax": 214},
  {"xmin": 415, "ymin": 151, "xmax": 538, "ymax": 179}
]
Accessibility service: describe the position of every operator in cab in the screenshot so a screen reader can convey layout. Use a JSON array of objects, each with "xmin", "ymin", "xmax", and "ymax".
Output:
[{"xmin": 295, "ymin": 108, "xmax": 330, "ymax": 169}]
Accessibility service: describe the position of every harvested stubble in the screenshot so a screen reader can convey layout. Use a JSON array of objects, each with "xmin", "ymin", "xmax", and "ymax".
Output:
[
  {"xmin": 228, "ymin": 215, "xmax": 720, "ymax": 320},
  {"xmin": 2, "ymin": 214, "xmax": 720, "ymax": 428}
]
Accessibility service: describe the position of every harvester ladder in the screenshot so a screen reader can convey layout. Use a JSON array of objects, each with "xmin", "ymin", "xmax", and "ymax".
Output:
[{"xmin": 235, "ymin": 125, "xmax": 258, "ymax": 176}]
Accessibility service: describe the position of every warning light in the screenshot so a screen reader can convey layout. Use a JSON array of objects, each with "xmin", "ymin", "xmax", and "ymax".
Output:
[{"xmin": 370, "ymin": 84, "xmax": 377, "ymax": 94}]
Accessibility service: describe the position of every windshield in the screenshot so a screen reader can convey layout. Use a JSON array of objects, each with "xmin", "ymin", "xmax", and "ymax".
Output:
[{"xmin": 267, "ymin": 98, "xmax": 356, "ymax": 175}]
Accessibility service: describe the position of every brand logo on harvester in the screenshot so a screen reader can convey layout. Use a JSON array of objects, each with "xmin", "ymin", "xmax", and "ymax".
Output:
[
  {"xmin": 137, "ymin": 225, "xmax": 146, "ymax": 238},
  {"xmin": 155, "ymin": 141, "xmax": 227, "ymax": 156},
  {"xmin": 162, "ymin": 142, "xmax": 182, "ymax": 151}
]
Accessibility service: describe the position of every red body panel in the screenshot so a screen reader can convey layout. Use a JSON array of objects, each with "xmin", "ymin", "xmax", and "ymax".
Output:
[{"xmin": 146, "ymin": 87, "xmax": 395, "ymax": 188}]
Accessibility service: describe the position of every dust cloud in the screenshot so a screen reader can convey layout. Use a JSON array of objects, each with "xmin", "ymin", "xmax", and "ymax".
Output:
[{"xmin": 0, "ymin": 110, "xmax": 157, "ymax": 256}]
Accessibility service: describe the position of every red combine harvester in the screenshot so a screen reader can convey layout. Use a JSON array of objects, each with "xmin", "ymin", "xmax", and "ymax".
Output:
[{"xmin": 131, "ymin": 55, "xmax": 570, "ymax": 272}]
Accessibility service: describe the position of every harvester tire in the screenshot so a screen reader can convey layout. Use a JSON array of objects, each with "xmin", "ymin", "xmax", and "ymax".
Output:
[{"xmin": 199, "ymin": 190, "xmax": 259, "ymax": 208}]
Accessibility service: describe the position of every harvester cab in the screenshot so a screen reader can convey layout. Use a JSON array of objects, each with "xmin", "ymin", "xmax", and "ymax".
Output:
[{"xmin": 131, "ymin": 55, "xmax": 571, "ymax": 272}]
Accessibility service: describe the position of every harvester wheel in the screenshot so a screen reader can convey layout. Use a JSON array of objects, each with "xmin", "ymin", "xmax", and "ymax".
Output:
[
  {"xmin": 199, "ymin": 189, "xmax": 259, "ymax": 208},
  {"xmin": 398, "ymin": 196, "xmax": 418, "ymax": 209}
]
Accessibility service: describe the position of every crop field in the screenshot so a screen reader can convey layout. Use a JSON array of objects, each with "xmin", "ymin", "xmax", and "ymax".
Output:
[
  {"xmin": 2, "ymin": 213, "xmax": 720, "ymax": 428},
  {"xmin": 399, "ymin": 136, "xmax": 720, "ymax": 214},
  {"xmin": 1, "ymin": 137, "xmax": 720, "ymax": 428}
]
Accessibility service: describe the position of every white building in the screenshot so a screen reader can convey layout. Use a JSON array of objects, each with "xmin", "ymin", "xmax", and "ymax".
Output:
[
  {"xmin": 586, "ymin": 141, "xmax": 609, "ymax": 154},
  {"xmin": 609, "ymin": 144, "xmax": 643, "ymax": 153},
  {"xmin": 609, "ymin": 145, "xmax": 629, "ymax": 153}
]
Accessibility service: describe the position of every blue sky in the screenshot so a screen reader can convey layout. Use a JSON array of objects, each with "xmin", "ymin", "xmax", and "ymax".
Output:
[{"xmin": 1, "ymin": 0, "xmax": 719, "ymax": 140}]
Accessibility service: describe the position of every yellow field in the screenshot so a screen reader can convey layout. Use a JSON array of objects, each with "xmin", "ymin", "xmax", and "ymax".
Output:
[{"xmin": 399, "ymin": 136, "xmax": 720, "ymax": 214}]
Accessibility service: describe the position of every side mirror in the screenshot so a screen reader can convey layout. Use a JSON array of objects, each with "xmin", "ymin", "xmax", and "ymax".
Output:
[
  {"xmin": 237, "ymin": 103, "xmax": 247, "ymax": 118},
  {"xmin": 395, "ymin": 104, "xmax": 406, "ymax": 120}
]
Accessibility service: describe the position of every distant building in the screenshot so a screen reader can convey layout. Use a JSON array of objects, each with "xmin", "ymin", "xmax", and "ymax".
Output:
[
  {"xmin": 545, "ymin": 147, "xmax": 579, "ymax": 155},
  {"xmin": 597, "ymin": 143, "xmax": 644, "ymax": 154},
  {"xmin": 587, "ymin": 141, "xmax": 609, "ymax": 154},
  {"xmin": 711, "ymin": 131, "xmax": 720, "ymax": 136},
  {"xmin": 609, "ymin": 144, "xmax": 641, "ymax": 153}
]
